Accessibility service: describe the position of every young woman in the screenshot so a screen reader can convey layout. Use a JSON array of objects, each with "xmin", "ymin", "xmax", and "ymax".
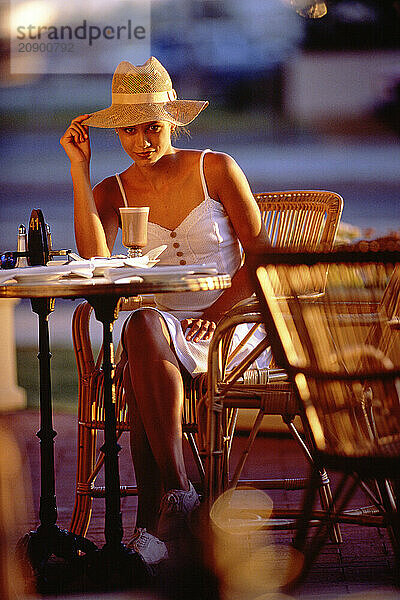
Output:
[{"xmin": 60, "ymin": 57, "xmax": 269, "ymax": 566}]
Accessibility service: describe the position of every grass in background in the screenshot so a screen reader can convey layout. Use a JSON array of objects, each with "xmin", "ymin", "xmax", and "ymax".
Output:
[
  {"xmin": 17, "ymin": 346, "xmax": 78, "ymax": 414},
  {"xmin": 1, "ymin": 107, "xmax": 287, "ymax": 138}
]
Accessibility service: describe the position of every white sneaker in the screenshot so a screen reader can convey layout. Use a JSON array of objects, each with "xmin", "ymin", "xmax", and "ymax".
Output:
[
  {"xmin": 127, "ymin": 528, "xmax": 168, "ymax": 565},
  {"xmin": 157, "ymin": 481, "xmax": 200, "ymax": 541}
]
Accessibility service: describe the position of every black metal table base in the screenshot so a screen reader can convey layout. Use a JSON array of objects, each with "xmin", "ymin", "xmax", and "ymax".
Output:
[
  {"xmin": 19, "ymin": 296, "xmax": 150, "ymax": 594},
  {"xmin": 17, "ymin": 525, "xmax": 150, "ymax": 595}
]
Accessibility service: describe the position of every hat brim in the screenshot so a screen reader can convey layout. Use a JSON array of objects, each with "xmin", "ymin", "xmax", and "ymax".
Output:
[{"xmin": 82, "ymin": 99, "xmax": 208, "ymax": 128}]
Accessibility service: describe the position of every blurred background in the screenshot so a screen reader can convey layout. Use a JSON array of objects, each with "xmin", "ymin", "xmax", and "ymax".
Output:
[
  {"xmin": 0, "ymin": 0, "xmax": 399, "ymax": 408},
  {"xmin": 1, "ymin": 0, "xmax": 400, "ymax": 250}
]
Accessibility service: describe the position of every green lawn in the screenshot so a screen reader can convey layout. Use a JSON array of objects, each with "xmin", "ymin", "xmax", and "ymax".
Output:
[
  {"xmin": 2, "ymin": 106, "xmax": 281, "ymax": 136},
  {"xmin": 17, "ymin": 346, "xmax": 78, "ymax": 414}
]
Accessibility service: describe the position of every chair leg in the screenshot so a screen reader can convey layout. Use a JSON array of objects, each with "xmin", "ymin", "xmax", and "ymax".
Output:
[
  {"xmin": 69, "ymin": 424, "xmax": 97, "ymax": 537},
  {"xmin": 304, "ymin": 474, "xmax": 358, "ymax": 576},
  {"xmin": 289, "ymin": 471, "xmax": 358, "ymax": 591},
  {"xmin": 317, "ymin": 467, "xmax": 342, "ymax": 544},
  {"xmin": 185, "ymin": 431, "xmax": 205, "ymax": 484},
  {"xmin": 70, "ymin": 496, "xmax": 93, "ymax": 538},
  {"xmin": 205, "ymin": 395, "xmax": 225, "ymax": 505},
  {"xmin": 377, "ymin": 477, "xmax": 400, "ymax": 580},
  {"xmin": 221, "ymin": 408, "xmax": 238, "ymax": 491},
  {"xmin": 389, "ymin": 478, "xmax": 400, "ymax": 585},
  {"xmin": 299, "ymin": 416, "xmax": 342, "ymax": 544},
  {"xmin": 229, "ymin": 409, "xmax": 264, "ymax": 489},
  {"xmin": 292, "ymin": 465, "xmax": 321, "ymax": 553}
]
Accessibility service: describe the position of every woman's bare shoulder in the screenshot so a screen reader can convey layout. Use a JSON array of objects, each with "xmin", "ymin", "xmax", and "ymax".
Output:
[
  {"xmin": 203, "ymin": 151, "xmax": 242, "ymax": 189},
  {"xmin": 176, "ymin": 148, "xmax": 237, "ymax": 172},
  {"xmin": 172, "ymin": 148, "xmax": 205, "ymax": 161},
  {"xmin": 204, "ymin": 150, "xmax": 237, "ymax": 169},
  {"xmin": 92, "ymin": 175, "xmax": 123, "ymax": 212},
  {"xmin": 93, "ymin": 174, "xmax": 119, "ymax": 194},
  {"xmin": 177, "ymin": 148, "xmax": 233, "ymax": 160}
]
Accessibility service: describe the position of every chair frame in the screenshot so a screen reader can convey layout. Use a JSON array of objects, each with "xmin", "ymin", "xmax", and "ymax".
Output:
[
  {"xmin": 70, "ymin": 190, "xmax": 343, "ymax": 537},
  {"xmin": 249, "ymin": 247, "xmax": 400, "ymax": 586},
  {"xmin": 70, "ymin": 299, "xmax": 207, "ymax": 535},
  {"xmin": 204, "ymin": 192, "xmax": 343, "ymax": 519}
]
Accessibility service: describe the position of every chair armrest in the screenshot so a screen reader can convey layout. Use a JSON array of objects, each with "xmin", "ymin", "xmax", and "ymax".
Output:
[
  {"xmin": 217, "ymin": 295, "xmax": 260, "ymax": 322},
  {"xmin": 210, "ymin": 297, "xmax": 273, "ymax": 377}
]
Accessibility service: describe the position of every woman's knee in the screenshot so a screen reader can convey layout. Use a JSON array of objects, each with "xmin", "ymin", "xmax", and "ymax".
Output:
[{"xmin": 123, "ymin": 309, "xmax": 170, "ymax": 351}]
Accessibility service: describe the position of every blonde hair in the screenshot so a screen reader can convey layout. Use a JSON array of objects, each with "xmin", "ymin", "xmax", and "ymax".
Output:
[{"xmin": 172, "ymin": 125, "xmax": 191, "ymax": 140}]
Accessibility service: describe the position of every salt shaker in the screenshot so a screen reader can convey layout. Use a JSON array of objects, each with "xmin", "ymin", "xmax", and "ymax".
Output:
[{"xmin": 15, "ymin": 224, "xmax": 29, "ymax": 267}]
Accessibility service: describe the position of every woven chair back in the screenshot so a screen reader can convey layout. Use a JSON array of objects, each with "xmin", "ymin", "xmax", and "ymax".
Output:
[{"xmin": 251, "ymin": 249, "xmax": 400, "ymax": 461}]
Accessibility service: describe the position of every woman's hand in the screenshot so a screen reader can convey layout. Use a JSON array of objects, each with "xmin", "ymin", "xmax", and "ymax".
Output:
[
  {"xmin": 181, "ymin": 318, "xmax": 216, "ymax": 342},
  {"xmin": 60, "ymin": 114, "xmax": 91, "ymax": 165}
]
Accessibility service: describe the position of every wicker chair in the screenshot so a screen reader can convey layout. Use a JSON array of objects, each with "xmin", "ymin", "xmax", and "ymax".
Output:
[
  {"xmin": 250, "ymin": 246, "xmax": 400, "ymax": 587},
  {"xmin": 204, "ymin": 192, "xmax": 343, "ymax": 526},
  {"xmin": 69, "ymin": 190, "xmax": 343, "ymax": 537}
]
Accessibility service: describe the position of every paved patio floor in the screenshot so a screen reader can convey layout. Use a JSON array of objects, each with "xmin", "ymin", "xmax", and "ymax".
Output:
[{"xmin": 1, "ymin": 409, "xmax": 399, "ymax": 599}]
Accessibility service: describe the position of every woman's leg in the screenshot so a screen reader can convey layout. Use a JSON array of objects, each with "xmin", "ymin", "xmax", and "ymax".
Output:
[
  {"xmin": 122, "ymin": 359, "xmax": 163, "ymax": 534},
  {"xmin": 122, "ymin": 309, "xmax": 189, "ymax": 511}
]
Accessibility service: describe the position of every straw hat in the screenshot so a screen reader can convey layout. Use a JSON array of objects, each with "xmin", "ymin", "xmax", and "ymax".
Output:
[{"xmin": 83, "ymin": 57, "xmax": 208, "ymax": 128}]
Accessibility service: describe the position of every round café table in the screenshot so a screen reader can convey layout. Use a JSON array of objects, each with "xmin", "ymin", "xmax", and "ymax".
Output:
[{"xmin": 0, "ymin": 269, "xmax": 231, "ymax": 590}]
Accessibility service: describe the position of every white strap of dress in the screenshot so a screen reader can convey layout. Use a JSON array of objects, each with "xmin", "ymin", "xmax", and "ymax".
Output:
[
  {"xmin": 115, "ymin": 173, "xmax": 129, "ymax": 207},
  {"xmin": 116, "ymin": 154, "xmax": 211, "ymax": 206},
  {"xmin": 199, "ymin": 149, "xmax": 212, "ymax": 200}
]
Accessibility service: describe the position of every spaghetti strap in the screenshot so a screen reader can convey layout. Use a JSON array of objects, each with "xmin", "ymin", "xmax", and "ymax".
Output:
[
  {"xmin": 199, "ymin": 149, "xmax": 212, "ymax": 201},
  {"xmin": 115, "ymin": 173, "xmax": 128, "ymax": 207}
]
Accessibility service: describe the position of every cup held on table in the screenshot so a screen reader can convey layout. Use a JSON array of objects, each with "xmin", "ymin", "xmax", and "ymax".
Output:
[{"xmin": 119, "ymin": 207, "xmax": 149, "ymax": 257}]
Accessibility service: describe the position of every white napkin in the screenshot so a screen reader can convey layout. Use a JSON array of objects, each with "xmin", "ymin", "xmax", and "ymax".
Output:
[
  {"xmin": 144, "ymin": 245, "xmax": 168, "ymax": 260},
  {"xmin": 0, "ymin": 246, "xmax": 170, "ymax": 284},
  {"xmin": 123, "ymin": 256, "xmax": 150, "ymax": 267},
  {"xmin": 0, "ymin": 270, "xmax": 21, "ymax": 284},
  {"xmin": 0, "ymin": 263, "xmax": 95, "ymax": 284},
  {"xmin": 106, "ymin": 263, "xmax": 219, "ymax": 284},
  {"xmin": 94, "ymin": 245, "xmax": 168, "ymax": 277}
]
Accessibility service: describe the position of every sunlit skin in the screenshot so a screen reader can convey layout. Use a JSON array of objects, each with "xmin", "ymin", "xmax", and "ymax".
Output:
[
  {"xmin": 60, "ymin": 113, "xmax": 270, "ymax": 534},
  {"xmin": 116, "ymin": 121, "xmax": 176, "ymax": 166}
]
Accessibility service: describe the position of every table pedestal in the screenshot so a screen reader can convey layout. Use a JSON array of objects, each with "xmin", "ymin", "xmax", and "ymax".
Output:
[
  {"xmin": 0, "ymin": 269, "xmax": 230, "ymax": 593},
  {"xmin": 18, "ymin": 296, "xmax": 149, "ymax": 594},
  {"xmin": 87, "ymin": 295, "xmax": 150, "ymax": 585}
]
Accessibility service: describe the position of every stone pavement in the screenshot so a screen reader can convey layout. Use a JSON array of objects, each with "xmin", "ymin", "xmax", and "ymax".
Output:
[{"xmin": 0, "ymin": 409, "xmax": 399, "ymax": 599}]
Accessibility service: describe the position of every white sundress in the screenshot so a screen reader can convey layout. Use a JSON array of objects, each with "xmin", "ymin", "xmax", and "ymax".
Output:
[{"xmin": 116, "ymin": 149, "xmax": 270, "ymax": 375}]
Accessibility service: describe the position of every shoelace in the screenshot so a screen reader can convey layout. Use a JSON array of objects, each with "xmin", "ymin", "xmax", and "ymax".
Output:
[
  {"xmin": 160, "ymin": 491, "xmax": 182, "ymax": 513},
  {"xmin": 160, "ymin": 487, "xmax": 199, "ymax": 515},
  {"xmin": 132, "ymin": 528, "xmax": 149, "ymax": 549}
]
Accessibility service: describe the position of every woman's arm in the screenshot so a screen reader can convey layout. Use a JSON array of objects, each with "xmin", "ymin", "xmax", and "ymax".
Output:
[
  {"xmin": 60, "ymin": 115, "xmax": 117, "ymax": 258},
  {"xmin": 201, "ymin": 151, "xmax": 270, "ymax": 322}
]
